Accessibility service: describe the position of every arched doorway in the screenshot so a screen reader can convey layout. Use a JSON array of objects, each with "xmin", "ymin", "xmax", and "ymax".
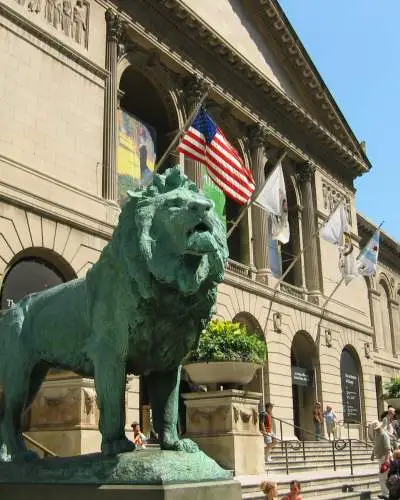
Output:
[
  {"xmin": 291, "ymin": 331, "xmax": 318, "ymax": 440},
  {"xmin": 340, "ymin": 346, "xmax": 364, "ymax": 429}
]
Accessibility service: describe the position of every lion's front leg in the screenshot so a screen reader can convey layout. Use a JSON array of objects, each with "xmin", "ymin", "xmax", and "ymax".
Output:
[
  {"xmin": 93, "ymin": 354, "xmax": 135, "ymax": 455},
  {"xmin": 146, "ymin": 366, "xmax": 198, "ymax": 453}
]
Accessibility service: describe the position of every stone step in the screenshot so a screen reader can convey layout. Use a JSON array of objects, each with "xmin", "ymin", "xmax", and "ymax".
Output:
[{"xmin": 239, "ymin": 467, "xmax": 380, "ymax": 500}]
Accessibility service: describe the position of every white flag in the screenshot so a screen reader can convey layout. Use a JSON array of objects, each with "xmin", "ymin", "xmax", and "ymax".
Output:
[
  {"xmin": 357, "ymin": 229, "xmax": 380, "ymax": 276},
  {"xmin": 320, "ymin": 202, "xmax": 347, "ymax": 245},
  {"xmin": 254, "ymin": 162, "xmax": 290, "ymax": 244},
  {"xmin": 320, "ymin": 202, "xmax": 357, "ymax": 284}
]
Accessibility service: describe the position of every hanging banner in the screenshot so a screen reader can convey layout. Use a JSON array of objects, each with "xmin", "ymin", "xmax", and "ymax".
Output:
[
  {"xmin": 340, "ymin": 349, "xmax": 361, "ymax": 424},
  {"xmin": 202, "ymin": 168, "xmax": 226, "ymax": 227},
  {"xmin": 117, "ymin": 109, "xmax": 156, "ymax": 205}
]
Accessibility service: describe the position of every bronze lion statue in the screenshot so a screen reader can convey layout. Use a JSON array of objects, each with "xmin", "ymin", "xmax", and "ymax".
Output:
[{"xmin": 0, "ymin": 167, "xmax": 228, "ymax": 461}]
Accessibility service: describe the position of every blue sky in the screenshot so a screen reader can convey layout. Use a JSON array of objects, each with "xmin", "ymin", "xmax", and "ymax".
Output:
[{"xmin": 279, "ymin": 0, "xmax": 400, "ymax": 242}]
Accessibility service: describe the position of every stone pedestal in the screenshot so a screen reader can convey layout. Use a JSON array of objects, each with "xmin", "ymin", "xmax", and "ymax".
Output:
[
  {"xmin": 0, "ymin": 481, "xmax": 241, "ymax": 500},
  {"xmin": 183, "ymin": 390, "xmax": 264, "ymax": 475}
]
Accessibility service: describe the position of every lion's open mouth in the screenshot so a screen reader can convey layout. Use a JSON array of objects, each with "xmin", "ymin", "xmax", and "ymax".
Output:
[{"xmin": 187, "ymin": 221, "xmax": 212, "ymax": 238}]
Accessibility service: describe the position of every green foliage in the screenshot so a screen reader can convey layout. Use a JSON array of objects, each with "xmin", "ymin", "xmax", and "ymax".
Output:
[
  {"xmin": 186, "ymin": 319, "xmax": 267, "ymax": 364},
  {"xmin": 384, "ymin": 377, "xmax": 400, "ymax": 399}
]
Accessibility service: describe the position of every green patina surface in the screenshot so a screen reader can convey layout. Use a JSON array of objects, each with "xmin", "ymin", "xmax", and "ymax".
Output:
[
  {"xmin": 0, "ymin": 167, "xmax": 229, "ymax": 476},
  {"xmin": 0, "ymin": 450, "xmax": 232, "ymax": 484}
]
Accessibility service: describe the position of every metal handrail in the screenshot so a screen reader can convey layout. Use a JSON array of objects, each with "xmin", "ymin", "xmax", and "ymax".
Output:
[
  {"xmin": 22, "ymin": 432, "xmax": 56, "ymax": 457},
  {"xmin": 269, "ymin": 415, "xmax": 368, "ymax": 476}
]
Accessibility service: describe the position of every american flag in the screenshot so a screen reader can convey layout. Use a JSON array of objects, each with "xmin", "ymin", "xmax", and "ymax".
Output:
[{"xmin": 177, "ymin": 108, "xmax": 256, "ymax": 205}]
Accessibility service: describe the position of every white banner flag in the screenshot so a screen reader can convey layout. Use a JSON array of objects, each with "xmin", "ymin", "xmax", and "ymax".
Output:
[{"xmin": 254, "ymin": 162, "xmax": 290, "ymax": 244}]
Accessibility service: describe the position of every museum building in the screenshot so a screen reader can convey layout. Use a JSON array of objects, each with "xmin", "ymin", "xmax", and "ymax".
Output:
[{"xmin": 0, "ymin": 0, "xmax": 399, "ymax": 455}]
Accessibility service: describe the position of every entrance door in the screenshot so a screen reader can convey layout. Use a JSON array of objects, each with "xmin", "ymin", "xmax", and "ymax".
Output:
[{"xmin": 291, "ymin": 332, "xmax": 318, "ymax": 440}]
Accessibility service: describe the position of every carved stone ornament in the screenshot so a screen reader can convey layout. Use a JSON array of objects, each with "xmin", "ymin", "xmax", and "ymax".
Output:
[
  {"xmin": 273, "ymin": 312, "xmax": 282, "ymax": 333},
  {"xmin": 364, "ymin": 342, "xmax": 371, "ymax": 359},
  {"xmin": 105, "ymin": 9, "xmax": 126, "ymax": 44},
  {"xmin": 297, "ymin": 161, "xmax": 316, "ymax": 184},
  {"xmin": 16, "ymin": 0, "xmax": 90, "ymax": 48},
  {"xmin": 322, "ymin": 179, "xmax": 352, "ymax": 224},
  {"xmin": 325, "ymin": 329, "xmax": 333, "ymax": 348},
  {"xmin": 232, "ymin": 405, "xmax": 239, "ymax": 423},
  {"xmin": 183, "ymin": 76, "xmax": 209, "ymax": 107},
  {"xmin": 248, "ymin": 124, "xmax": 267, "ymax": 149}
]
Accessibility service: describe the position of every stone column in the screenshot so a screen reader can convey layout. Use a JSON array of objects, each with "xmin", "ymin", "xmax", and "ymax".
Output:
[
  {"xmin": 102, "ymin": 10, "xmax": 125, "ymax": 201},
  {"xmin": 183, "ymin": 77, "xmax": 208, "ymax": 189},
  {"xmin": 183, "ymin": 390, "xmax": 264, "ymax": 475},
  {"xmin": 389, "ymin": 299, "xmax": 399, "ymax": 357},
  {"xmin": 249, "ymin": 125, "xmax": 269, "ymax": 283},
  {"xmin": 298, "ymin": 162, "xmax": 321, "ymax": 299}
]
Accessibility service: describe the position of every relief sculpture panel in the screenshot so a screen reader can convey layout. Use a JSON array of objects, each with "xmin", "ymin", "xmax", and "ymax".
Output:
[
  {"xmin": 322, "ymin": 179, "xmax": 352, "ymax": 225},
  {"xmin": 14, "ymin": 0, "xmax": 90, "ymax": 48}
]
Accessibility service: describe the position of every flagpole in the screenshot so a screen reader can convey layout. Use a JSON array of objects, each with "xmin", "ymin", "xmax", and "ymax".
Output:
[
  {"xmin": 317, "ymin": 221, "xmax": 383, "ymax": 335},
  {"xmin": 263, "ymin": 201, "xmax": 343, "ymax": 332},
  {"xmin": 152, "ymin": 87, "xmax": 209, "ymax": 175},
  {"xmin": 226, "ymin": 150, "xmax": 287, "ymax": 239}
]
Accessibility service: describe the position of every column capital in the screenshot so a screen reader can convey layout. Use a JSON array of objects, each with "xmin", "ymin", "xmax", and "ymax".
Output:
[
  {"xmin": 297, "ymin": 161, "xmax": 316, "ymax": 184},
  {"xmin": 183, "ymin": 76, "xmax": 209, "ymax": 107},
  {"xmin": 105, "ymin": 9, "xmax": 127, "ymax": 43},
  {"xmin": 248, "ymin": 124, "xmax": 267, "ymax": 149}
]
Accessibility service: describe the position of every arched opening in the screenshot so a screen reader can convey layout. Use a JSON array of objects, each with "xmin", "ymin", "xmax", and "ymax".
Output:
[
  {"xmin": 233, "ymin": 312, "xmax": 265, "ymax": 397},
  {"xmin": 117, "ymin": 65, "xmax": 176, "ymax": 205},
  {"xmin": 340, "ymin": 346, "xmax": 365, "ymax": 434},
  {"xmin": 0, "ymin": 249, "xmax": 76, "ymax": 430},
  {"xmin": 291, "ymin": 331, "xmax": 318, "ymax": 440},
  {"xmin": 0, "ymin": 248, "xmax": 76, "ymax": 311},
  {"xmin": 378, "ymin": 280, "xmax": 392, "ymax": 353}
]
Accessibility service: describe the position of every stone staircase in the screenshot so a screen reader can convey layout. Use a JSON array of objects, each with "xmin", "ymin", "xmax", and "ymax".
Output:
[
  {"xmin": 267, "ymin": 439, "xmax": 375, "ymax": 475},
  {"xmin": 238, "ymin": 440, "xmax": 382, "ymax": 499}
]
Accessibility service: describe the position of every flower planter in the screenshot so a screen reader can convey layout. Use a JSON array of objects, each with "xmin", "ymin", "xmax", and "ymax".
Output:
[{"xmin": 183, "ymin": 361, "xmax": 260, "ymax": 387}]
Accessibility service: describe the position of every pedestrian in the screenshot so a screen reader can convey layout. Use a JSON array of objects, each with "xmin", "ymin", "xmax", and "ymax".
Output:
[
  {"xmin": 280, "ymin": 480, "xmax": 303, "ymax": 500},
  {"xmin": 386, "ymin": 448, "xmax": 400, "ymax": 500},
  {"xmin": 131, "ymin": 421, "xmax": 147, "ymax": 449},
  {"xmin": 259, "ymin": 480, "xmax": 278, "ymax": 499},
  {"xmin": 370, "ymin": 420, "xmax": 392, "ymax": 498},
  {"xmin": 383, "ymin": 407, "xmax": 399, "ymax": 451},
  {"xmin": 313, "ymin": 402, "xmax": 323, "ymax": 441},
  {"xmin": 324, "ymin": 405, "xmax": 337, "ymax": 441},
  {"xmin": 260, "ymin": 402, "xmax": 277, "ymax": 463}
]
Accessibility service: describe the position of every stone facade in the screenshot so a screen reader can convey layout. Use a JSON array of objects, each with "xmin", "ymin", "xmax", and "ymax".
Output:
[{"xmin": 0, "ymin": 0, "xmax": 399, "ymax": 455}]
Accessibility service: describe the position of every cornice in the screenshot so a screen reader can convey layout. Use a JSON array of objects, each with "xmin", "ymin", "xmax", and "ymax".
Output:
[
  {"xmin": 158, "ymin": 0, "xmax": 369, "ymax": 176},
  {"xmin": 256, "ymin": 0, "xmax": 368, "ymax": 163}
]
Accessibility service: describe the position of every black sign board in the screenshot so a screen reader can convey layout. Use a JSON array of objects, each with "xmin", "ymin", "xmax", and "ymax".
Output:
[
  {"xmin": 340, "ymin": 349, "xmax": 361, "ymax": 424},
  {"xmin": 292, "ymin": 366, "xmax": 312, "ymax": 387}
]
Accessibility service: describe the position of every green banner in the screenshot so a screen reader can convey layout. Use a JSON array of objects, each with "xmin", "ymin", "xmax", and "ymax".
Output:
[{"xmin": 201, "ymin": 169, "xmax": 226, "ymax": 228}]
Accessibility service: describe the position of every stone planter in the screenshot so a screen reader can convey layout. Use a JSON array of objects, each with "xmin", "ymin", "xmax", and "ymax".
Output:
[
  {"xmin": 386, "ymin": 398, "xmax": 400, "ymax": 410},
  {"xmin": 183, "ymin": 361, "xmax": 260, "ymax": 388}
]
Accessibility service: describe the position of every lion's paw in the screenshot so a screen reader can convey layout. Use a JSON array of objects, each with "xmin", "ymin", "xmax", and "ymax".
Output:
[
  {"xmin": 102, "ymin": 437, "xmax": 135, "ymax": 455},
  {"xmin": 162, "ymin": 438, "xmax": 199, "ymax": 453}
]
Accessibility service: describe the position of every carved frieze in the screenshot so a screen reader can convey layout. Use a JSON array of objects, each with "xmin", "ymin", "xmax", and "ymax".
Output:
[
  {"xmin": 322, "ymin": 178, "xmax": 352, "ymax": 224},
  {"xmin": 14, "ymin": 0, "xmax": 90, "ymax": 48}
]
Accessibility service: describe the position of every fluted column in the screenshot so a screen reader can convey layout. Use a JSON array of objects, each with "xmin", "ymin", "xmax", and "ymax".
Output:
[
  {"xmin": 102, "ymin": 10, "xmax": 125, "ymax": 201},
  {"xmin": 249, "ymin": 125, "xmax": 269, "ymax": 283},
  {"xmin": 183, "ymin": 77, "xmax": 208, "ymax": 189},
  {"xmin": 298, "ymin": 162, "xmax": 321, "ymax": 298},
  {"xmin": 389, "ymin": 299, "xmax": 399, "ymax": 357}
]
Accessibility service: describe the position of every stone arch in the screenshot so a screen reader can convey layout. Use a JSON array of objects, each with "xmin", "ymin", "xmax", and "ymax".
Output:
[
  {"xmin": 291, "ymin": 330, "xmax": 319, "ymax": 439},
  {"xmin": 378, "ymin": 272, "xmax": 393, "ymax": 300},
  {"xmin": 232, "ymin": 311, "xmax": 263, "ymax": 338},
  {"xmin": 0, "ymin": 205, "xmax": 106, "ymax": 284}
]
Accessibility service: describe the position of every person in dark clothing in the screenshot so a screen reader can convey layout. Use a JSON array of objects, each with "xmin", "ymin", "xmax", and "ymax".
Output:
[
  {"xmin": 387, "ymin": 449, "xmax": 400, "ymax": 500},
  {"xmin": 178, "ymin": 371, "xmax": 205, "ymax": 435}
]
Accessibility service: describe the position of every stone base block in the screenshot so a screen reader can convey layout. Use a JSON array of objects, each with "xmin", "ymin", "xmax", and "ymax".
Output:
[{"xmin": 0, "ymin": 481, "xmax": 241, "ymax": 500}]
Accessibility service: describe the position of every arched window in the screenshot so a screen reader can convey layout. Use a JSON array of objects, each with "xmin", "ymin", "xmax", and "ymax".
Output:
[
  {"xmin": 378, "ymin": 281, "xmax": 392, "ymax": 352},
  {"xmin": 1, "ymin": 257, "xmax": 66, "ymax": 311},
  {"xmin": 340, "ymin": 347, "xmax": 362, "ymax": 424}
]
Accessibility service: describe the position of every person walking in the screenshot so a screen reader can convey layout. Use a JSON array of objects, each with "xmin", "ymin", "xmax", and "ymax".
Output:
[
  {"xmin": 324, "ymin": 405, "xmax": 337, "ymax": 441},
  {"xmin": 370, "ymin": 420, "xmax": 392, "ymax": 498},
  {"xmin": 261, "ymin": 402, "xmax": 277, "ymax": 463},
  {"xmin": 313, "ymin": 402, "xmax": 323, "ymax": 441}
]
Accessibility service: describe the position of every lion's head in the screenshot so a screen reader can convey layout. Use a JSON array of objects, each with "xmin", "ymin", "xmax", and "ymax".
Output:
[{"xmin": 115, "ymin": 168, "xmax": 228, "ymax": 297}]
